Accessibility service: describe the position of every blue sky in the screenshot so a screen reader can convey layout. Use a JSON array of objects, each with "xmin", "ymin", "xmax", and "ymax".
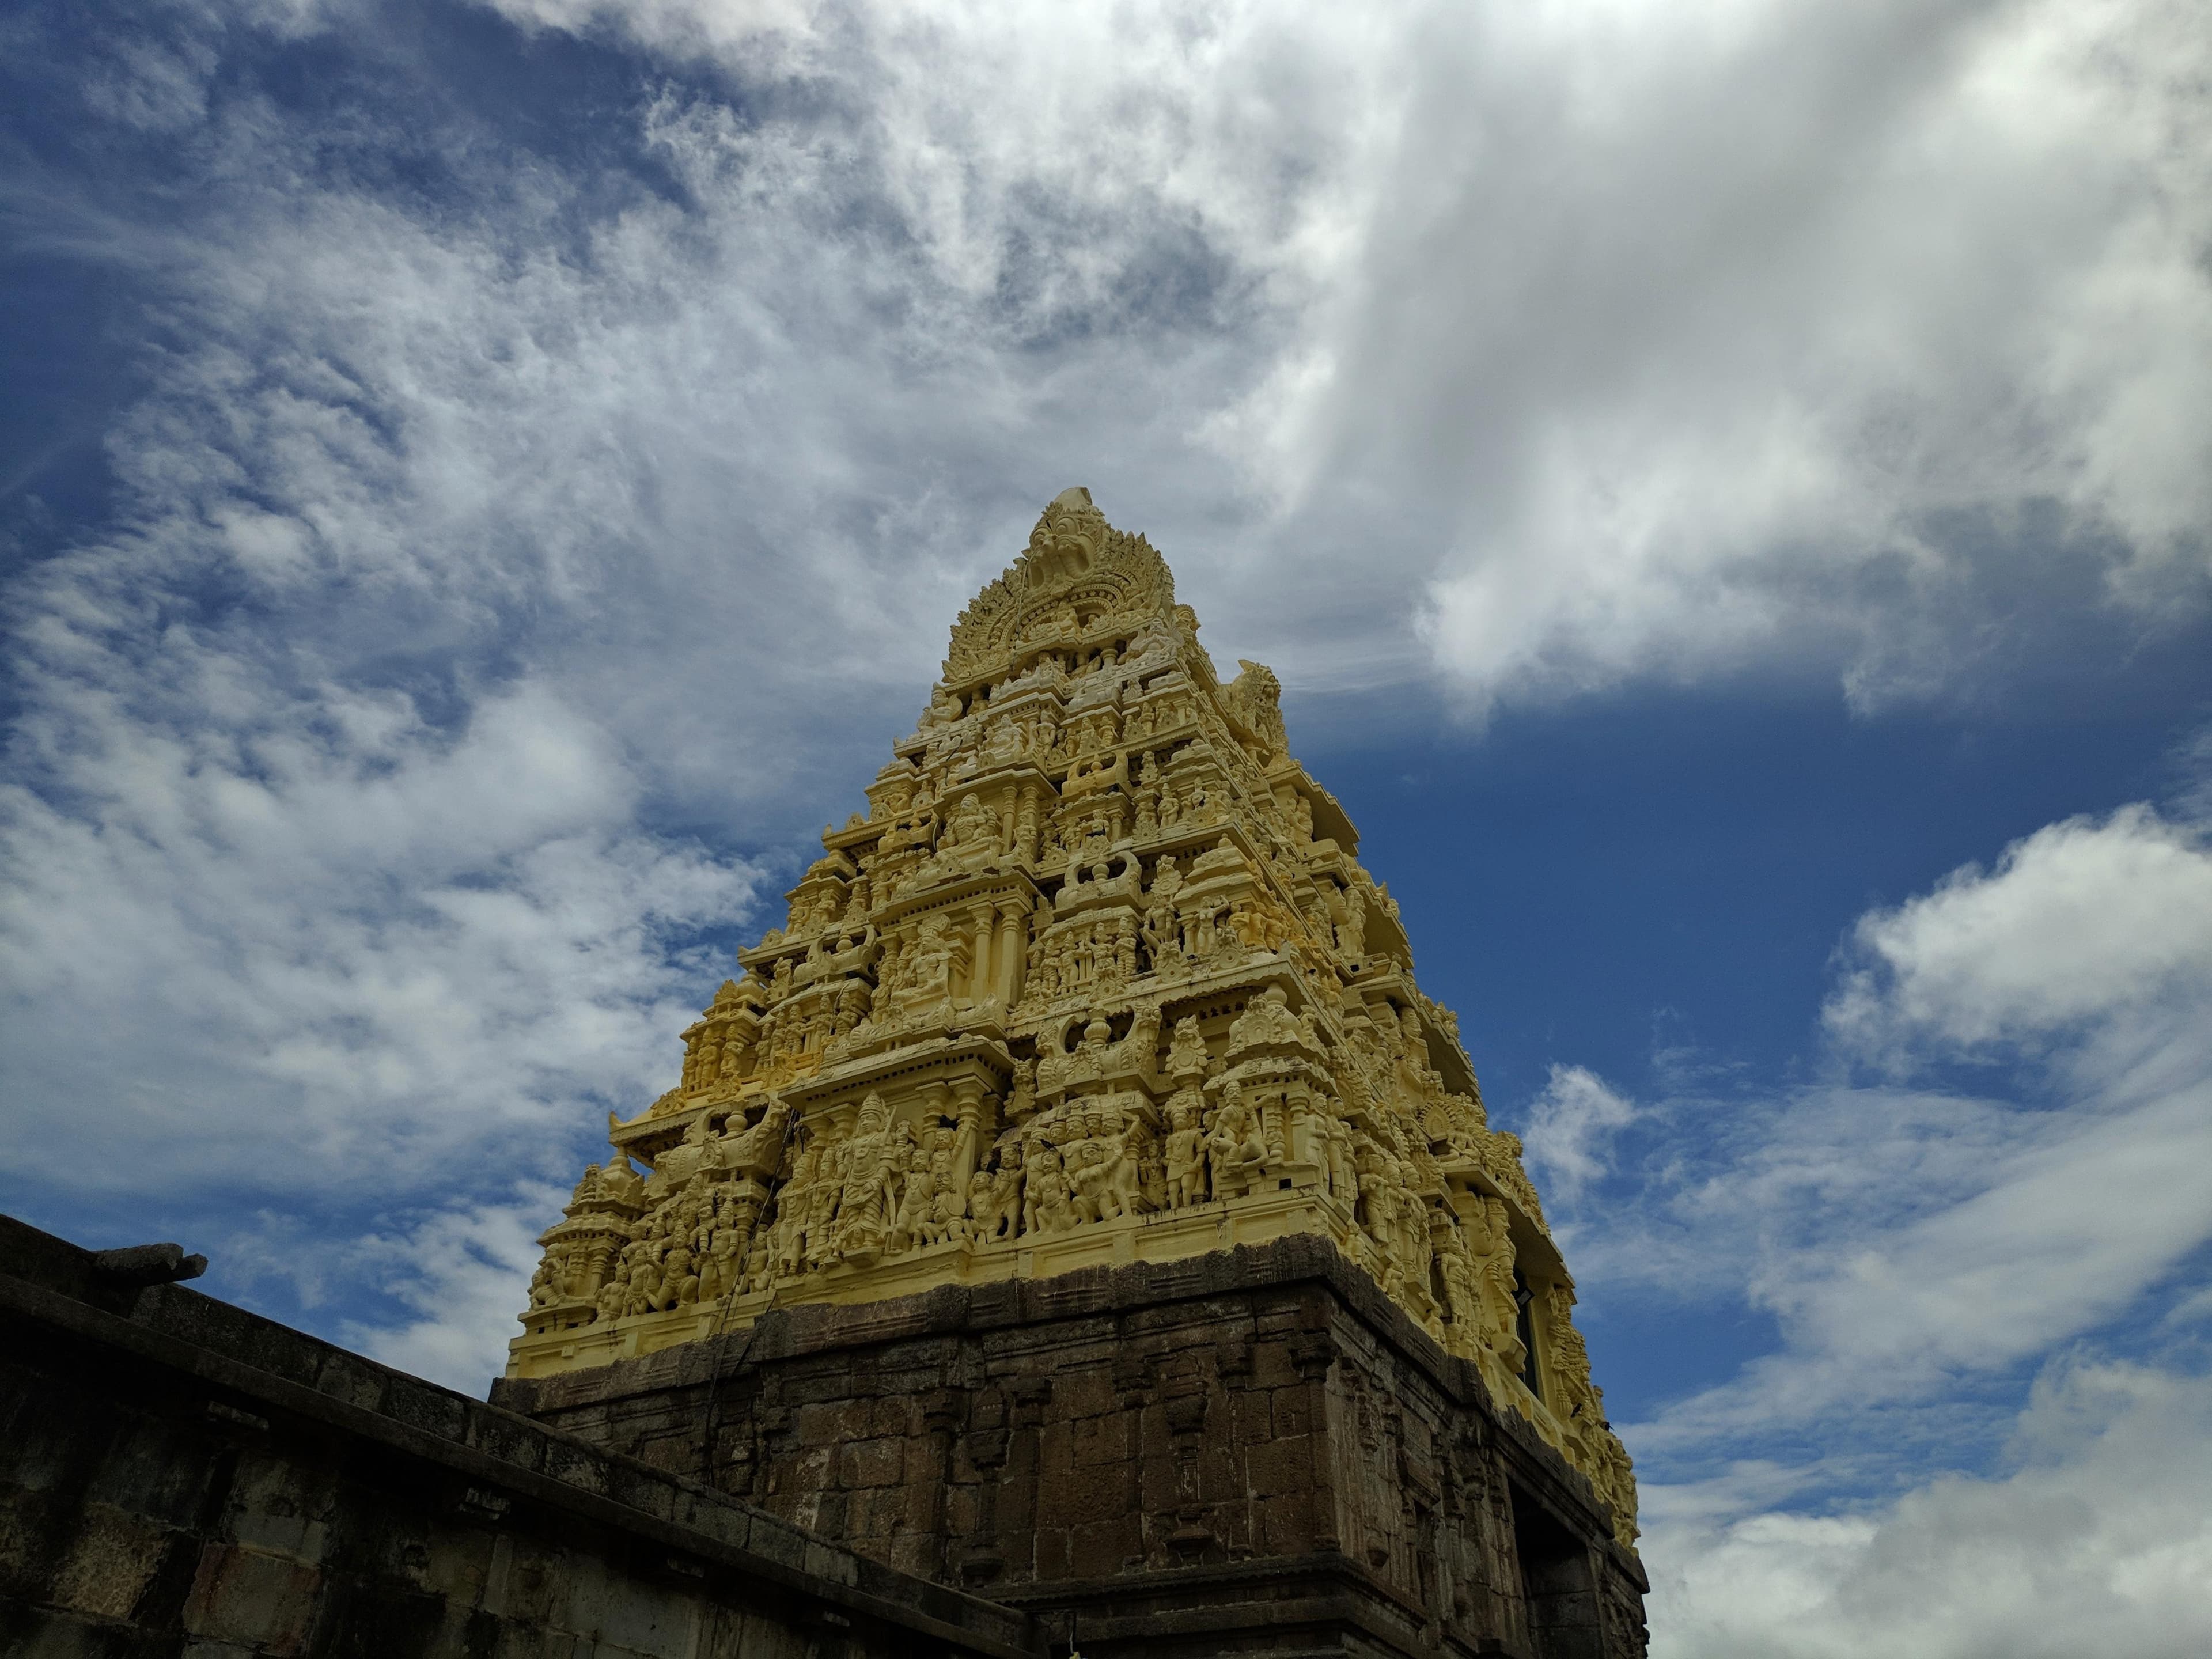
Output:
[{"xmin": 4, "ymin": 2, "xmax": 2211, "ymax": 1653}]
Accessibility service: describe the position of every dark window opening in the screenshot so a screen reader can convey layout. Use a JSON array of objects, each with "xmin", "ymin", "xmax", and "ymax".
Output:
[
  {"xmin": 1511, "ymin": 1484, "xmax": 1601, "ymax": 1659},
  {"xmin": 1514, "ymin": 1269, "xmax": 1542, "ymax": 1400}
]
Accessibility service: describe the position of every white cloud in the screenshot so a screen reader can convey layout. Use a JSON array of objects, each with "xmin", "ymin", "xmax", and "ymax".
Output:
[
  {"xmin": 464, "ymin": 0, "xmax": 2212, "ymax": 713},
  {"xmin": 1825, "ymin": 805, "xmax": 2212, "ymax": 1059},
  {"xmin": 1520, "ymin": 1062, "xmax": 1638, "ymax": 1197},
  {"xmin": 338, "ymin": 1188, "xmax": 568, "ymax": 1391},
  {"xmin": 0, "ymin": 668, "xmax": 762, "ymax": 1189},
  {"xmin": 1646, "ymin": 1356, "xmax": 2212, "ymax": 1659}
]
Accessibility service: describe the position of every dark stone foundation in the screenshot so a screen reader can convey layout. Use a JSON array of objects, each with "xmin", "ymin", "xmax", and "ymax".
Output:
[{"xmin": 494, "ymin": 1236, "xmax": 1649, "ymax": 1658}]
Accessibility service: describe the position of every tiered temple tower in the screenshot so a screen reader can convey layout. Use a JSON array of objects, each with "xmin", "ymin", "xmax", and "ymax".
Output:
[{"xmin": 501, "ymin": 490, "xmax": 1644, "ymax": 1657}]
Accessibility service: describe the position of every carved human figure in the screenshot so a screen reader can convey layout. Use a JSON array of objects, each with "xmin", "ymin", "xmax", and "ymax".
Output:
[
  {"xmin": 663, "ymin": 1245, "xmax": 699, "ymax": 1309},
  {"xmin": 739, "ymin": 1235, "xmax": 770, "ymax": 1296},
  {"xmin": 1165, "ymin": 1097, "xmax": 1206, "ymax": 1207},
  {"xmin": 1033, "ymin": 1162, "xmax": 1078, "ymax": 1234},
  {"xmin": 831, "ymin": 1094, "xmax": 898, "ymax": 1255},
  {"xmin": 594, "ymin": 1262, "xmax": 627, "ymax": 1324},
  {"xmin": 802, "ymin": 1142, "xmax": 847, "ymax": 1270},
  {"xmin": 918, "ymin": 684, "xmax": 964, "ymax": 731},
  {"xmin": 1436, "ymin": 1224, "xmax": 1483, "ymax": 1357},
  {"xmin": 1321, "ymin": 1108, "xmax": 1355, "ymax": 1200},
  {"xmin": 626, "ymin": 1252, "xmax": 663, "ymax": 1316},
  {"xmin": 527, "ymin": 1256, "xmax": 564, "ymax": 1309},
  {"xmin": 771, "ymin": 1145, "xmax": 821, "ymax": 1276},
  {"xmin": 1465, "ymin": 1195, "xmax": 1527, "ymax": 1371},
  {"xmin": 715, "ymin": 1032, "xmax": 752, "ymax": 1084},
  {"xmin": 1023, "ymin": 1142, "xmax": 1060, "ymax": 1236},
  {"xmin": 1067, "ymin": 1134, "xmax": 1114, "ymax": 1222},
  {"xmin": 901, "ymin": 914, "xmax": 968, "ymax": 1008},
  {"xmin": 1335, "ymin": 881, "xmax": 1366, "ymax": 958},
  {"xmin": 967, "ymin": 1168, "xmax": 1000, "ymax": 1243},
  {"xmin": 920, "ymin": 1149, "xmax": 963, "ymax": 1245},
  {"xmin": 946, "ymin": 790, "xmax": 998, "ymax": 856},
  {"xmin": 698, "ymin": 1230, "xmax": 740, "ymax": 1302},
  {"xmin": 988, "ymin": 1142, "xmax": 1025, "ymax": 1239},
  {"xmin": 890, "ymin": 1138, "xmax": 938, "ymax": 1252},
  {"xmin": 1101, "ymin": 1122, "xmax": 1143, "ymax": 1216},
  {"xmin": 1205, "ymin": 1084, "xmax": 1267, "ymax": 1199}
]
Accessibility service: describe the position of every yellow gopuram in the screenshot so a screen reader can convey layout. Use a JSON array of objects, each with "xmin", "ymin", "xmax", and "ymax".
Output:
[{"xmin": 509, "ymin": 488, "xmax": 1636, "ymax": 1543}]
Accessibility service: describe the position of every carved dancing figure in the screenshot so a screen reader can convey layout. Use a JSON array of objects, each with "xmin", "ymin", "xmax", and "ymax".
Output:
[{"xmin": 1205, "ymin": 1083, "xmax": 1267, "ymax": 1199}]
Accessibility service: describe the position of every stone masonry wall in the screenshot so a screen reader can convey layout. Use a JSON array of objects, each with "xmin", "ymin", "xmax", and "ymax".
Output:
[
  {"xmin": 495, "ymin": 1237, "xmax": 1649, "ymax": 1659},
  {"xmin": 0, "ymin": 1214, "xmax": 1039, "ymax": 1659}
]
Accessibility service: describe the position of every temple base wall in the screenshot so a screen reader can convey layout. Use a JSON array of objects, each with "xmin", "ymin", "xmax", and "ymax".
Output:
[{"xmin": 493, "ymin": 1236, "xmax": 1650, "ymax": 1659}]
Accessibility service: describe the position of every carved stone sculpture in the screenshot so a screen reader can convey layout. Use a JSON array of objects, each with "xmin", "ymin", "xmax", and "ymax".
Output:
[{"xmin": 510, "ymin": 488, "xmax": 1637, "ymax": 1546}]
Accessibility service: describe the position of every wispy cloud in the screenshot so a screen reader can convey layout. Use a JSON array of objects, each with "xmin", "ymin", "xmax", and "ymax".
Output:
[
  {"xmin": 1540, "ymin": 793, "xmax": 2212, "ymax": 1646},
  {"xmin": 338, "ymin": 1187, "xmax": 571, "ymax": 1389},
  {"xmin": 1597, "ymin": 801, "xmax": 2212, "ymax": 1443},
  {"xmin": 1520, "ymin": 1062, "xmax": 1638, "ymax": 1198}
]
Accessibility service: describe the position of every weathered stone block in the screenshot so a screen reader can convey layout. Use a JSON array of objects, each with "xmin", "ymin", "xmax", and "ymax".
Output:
[
  {"xmin": 842, "ymin": 1437, "xmax": 905, "ymax": 1489},
  {"xmin": 47, "ymin": 1501, "xmax": 172, "ymax": 1618},
  {"xmin": 225, "ymin": 1457, "xmax": 336, "ymax": 1562},
  {"xmin": 1272, "ymin": 1384, "xmax": 1317, "ymax": 1438},
  {"xmin": 184, "ymin": 1543, "xmax": 323, "ymax": 1652}
]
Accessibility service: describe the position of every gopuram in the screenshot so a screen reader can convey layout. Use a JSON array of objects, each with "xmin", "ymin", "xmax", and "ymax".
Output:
[{"xmin": 496, "ymin": 490, "xmax": 1648, "ymax": 1658}]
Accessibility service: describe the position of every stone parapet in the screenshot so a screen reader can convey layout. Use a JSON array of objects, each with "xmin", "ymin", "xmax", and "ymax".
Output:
[{"xmin": 0, "ymin": 1213, "xmax": 1040, "ymax": 1659}]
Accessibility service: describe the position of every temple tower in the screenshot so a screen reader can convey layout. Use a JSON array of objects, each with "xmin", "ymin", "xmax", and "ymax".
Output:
[{"xmin": 498, "ymin": 490, "xmax": 1646, "ymax": 1657}]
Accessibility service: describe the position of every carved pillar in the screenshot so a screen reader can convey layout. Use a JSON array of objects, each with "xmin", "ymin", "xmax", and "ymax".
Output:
[
  {"xmin": 997, "ymin": 1376, "xmax": 1053, "ymax": 1577},
  {"xmin": 579, "ymin": 1236, "xmax": 615, "ymax": 1297},
  {"xmin": 724, "ymin": 1178, "xmax": 772, "ymax": 1256},
  {"xmin": 994, "ymin": 898, "xmax": 1027, "ymax": 1007},
  {"xmin": 919, "ymin": 1385, "xmax": 967, "ymax": 1577},
  {"xmin": 961, "ymin": 1385, "xmax": 1011, "ymax": 1584},
  {"xmin": 950, "ymin": 1076, "xmax": 987, "ymax": 1195},
  {"xmin": 967, "ymin": 902, "xmax": 996, "ymax": 1005},
  {"xmin": 1284, "ymin": 1083, "xmax": 1315, "ymax": 1166},
  {"xmin": 1016, "ymin": 785, "xmax": 1040, "ymax": 864},
  {"xmin": 918, "ymin": 1078, "xmax": 952, "ymax": 1146}
]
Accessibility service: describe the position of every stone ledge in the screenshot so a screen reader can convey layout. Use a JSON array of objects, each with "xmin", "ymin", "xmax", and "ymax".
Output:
[
  {"xmin": 0, "ymin": 1214, "xmax": 1042, "ymax": 1659},
  {"xmin": 500, "ymin": 1233, "xmax": 1462, "ymax": 1408}
]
